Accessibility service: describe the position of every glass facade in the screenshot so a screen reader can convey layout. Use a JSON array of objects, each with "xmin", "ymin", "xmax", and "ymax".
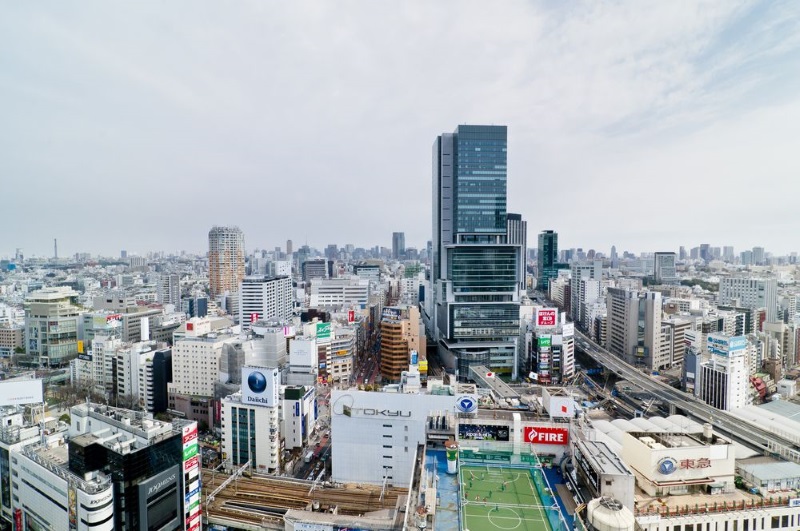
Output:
[
  {"xmin": 450, "ymin": 304, "xmax": 520, "ymax": 340},
  {"xmin": 448, "ymin": 247, "xmax": 518, "ymax": 295},
  {"xmin": 453, "ymin": 125, "xmax": 507, "ymax": 235}
]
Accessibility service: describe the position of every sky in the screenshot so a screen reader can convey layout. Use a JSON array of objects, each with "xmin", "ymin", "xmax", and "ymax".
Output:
[{"xmin": 2, "ymin": 1, "xmax": 799, "ymax": 259}]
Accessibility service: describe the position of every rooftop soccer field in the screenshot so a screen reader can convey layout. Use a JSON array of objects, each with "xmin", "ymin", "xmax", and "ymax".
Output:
[{"xmin": 459, "ymin": 464, "xmax": 554, "ymax": 531}]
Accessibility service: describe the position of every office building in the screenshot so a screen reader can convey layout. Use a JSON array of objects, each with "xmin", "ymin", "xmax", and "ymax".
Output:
[
  {"xmin": 430, "ymin": 125, "xmax": 524, "ymax": 376},
  {"xmin": 719, "ymin": 277, "xmax": 778, "ymax": 322},
  {"xmin": 208, "ymin": 225, "xmax": 246, "ymax": 298},
  {"xmin": 23, "ymin": 287, "xmax": 82, "ymax": 367},
  {"xmin": 221, "ymin": 366, "xmax": 282, "ymax": 473},
  {"xmin": 723, "ymin": 246, "xmax": 735, "ymax": 262},
  {"xmin": 302, "ymin": 259, "xmax": 329, "ymax": 281},
  {"xmin": 392, "ymin": 232, "xmax": 405, "ymax": 260},
  {"xmin": 752, "ymin": 246, "xmax": 766, "ymax": 265},
  {"xmin": 606, "ymin": 288, "xmax": 662, "ymax": 370},
  {"xmin": 507, "ymin": 214, "xmax": 527, "ymax": 290},
  {"xmin": 653, "ymin": 252, "xmax": 677, "ymax": 284},
  {"xmin": 523, "ymin": 308, "xmax": 576, "ymax": 384},
  {"xmin": 537, "ymin": 230, "xmax": 559, "ymax": 290},
  {"xmin": 380, "ymin": 305, "xmax": 424, "ymax": 382},
  {"xmin": 238, "ymin": 276, "xmax": 293, "ymax": 330},
  {"xmin": 570, "ymin": 261, "xmax": 602, "ymax": 325},
  {"xmin": 699, "ymin": 334, "xmax": 751, "ymax": 411},
  {"xmin": 0, "ymin": 325, "xmax": 23, "ymax": 358},
  {"xmin": 309, "ymin": 277, "xmax": 370, "ymax": 308}
]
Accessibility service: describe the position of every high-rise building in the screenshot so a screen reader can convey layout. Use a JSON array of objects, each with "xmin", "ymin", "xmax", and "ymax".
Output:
[
  {"xmin": 286, "ymin": 239, "xmax": 293, "ymax": 255},
  {"xmin": 569, "ymin": 261, "xmax": 602, "ymax": 324},
  {"xmin": 678, "ymin": 246, "xmax": 686, "ymax": 261},
  {"xmin": 752, "ymin": 246, "xmax": 766, "ymax": 265},
  {"xmin": 380, "ymin": 305, "xmax": 424, "ymax": 382},
  {"xmin": 653, "ymin": 252, "xmax": 678, "ymax": 284},
  {"xmin": 606, "ymin": 288, "xmax": 662, "ymax": 370},
  {"xmin": 238, "ymin": 276, "xmax": 293, "ymax": 330},
  {"xmin": 719, "ymin": 277, "xmax": 778, "ymax": 322},
  {"xmin": 24, "ymin": 287, "xmax": 83, "ymax": 368},
  {"xmin": 208, "ymin": 226, "xmax": 245, "ymax": 298},
  {"xmin": 430, "ymin": 125, "xmax": 524, "ymax": 377},
  {"xmin": 392, "ymin": 232, "xmax": 406, "ymax": 260},
  {"xmin": 507, "ymin": 214, "xmax": 527, "ymax": 291},
  {"xmin": 699, "ymin": 334, "xmax": 751, "ymax": 411},
  {"xmin": 537, "ymin": 230, "xmax": 559, "ymax": 290},
  {"xmin": 157, "ymin": 273, "xmax": 180, "ymax": 306},
  {"xmin": 723, "ymin": 246, "xmax": 735, "ymax": 262}
]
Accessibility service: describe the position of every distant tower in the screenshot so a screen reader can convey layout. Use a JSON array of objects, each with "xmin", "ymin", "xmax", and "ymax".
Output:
[
  {"xmin": 392, "ymin": 232, "xmax": 405, "ymax": 260},
  {"xmin": 537, "ymin": 230, "xmax": 558, "ymax": 290},
  {"xmin": 286, "ymin": 239, "xmax": 293, "ymax": 255},
  {"xmin": 208, "ymin": 226, "xmax": 246, "ymax": 298},
  {"xmin": 54, "ymin": 238, "xmax": 58, "ymax": 259}
]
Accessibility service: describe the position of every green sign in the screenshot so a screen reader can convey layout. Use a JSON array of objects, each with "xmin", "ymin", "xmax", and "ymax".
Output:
[
  {"xmin": 183, "ymin": 443, "xmax": 198, "ymax": 461},
  {"xmin": 460, "ymin": 451, "xmax": 511, "ymax": 462},
  {"xmin": 538, "ymin": 336, "xmax": 552, "ymax": 347},
  {"xmin": 317, "ymin": 322, "xmax": 331, "ymax": 340}
]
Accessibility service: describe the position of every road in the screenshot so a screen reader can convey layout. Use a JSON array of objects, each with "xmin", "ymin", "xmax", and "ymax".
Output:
[{"xmin": 574, "ymin": 330, "xmax": 800, "ymax": 457}]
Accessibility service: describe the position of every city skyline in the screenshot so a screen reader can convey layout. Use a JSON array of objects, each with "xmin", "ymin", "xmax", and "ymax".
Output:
[{"xmin": 3, "ymin": 2, "xmax": 800, "ymax": 256}]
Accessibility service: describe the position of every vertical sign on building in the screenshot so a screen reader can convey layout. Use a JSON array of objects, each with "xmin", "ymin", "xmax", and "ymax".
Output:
[
  {"xmin": 182, "ymin": 422, "xmax": 201, "ymax": 531},
  {"xmin": 348, "ymin": 310, "xmax": 355, "ymax": 323},
  {"xmin": 68, "ymin": 484, "xmax": 78, "ymax": 531}
]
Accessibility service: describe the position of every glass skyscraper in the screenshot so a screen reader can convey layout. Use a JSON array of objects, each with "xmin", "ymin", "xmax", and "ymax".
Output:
[{"xmin": 430, "ymin": 125, "xmax": 524, "ymax": 378}]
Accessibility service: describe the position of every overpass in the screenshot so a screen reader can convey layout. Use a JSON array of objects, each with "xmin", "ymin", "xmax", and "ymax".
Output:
[{"xmin": 574, "ymin": 329, "xmax": 800, "ymax": 464}]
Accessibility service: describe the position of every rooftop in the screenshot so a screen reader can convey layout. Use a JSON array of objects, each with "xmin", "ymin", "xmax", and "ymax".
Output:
[{"xmin": 738, "ymin": 457, "xmax": 800, "ymax": 481}]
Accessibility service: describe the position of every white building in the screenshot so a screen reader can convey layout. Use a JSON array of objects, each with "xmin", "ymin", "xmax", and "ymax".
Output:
[
  {"xmin": 331, "ymin": 372, "xmax": 479, "ymax": 487},
  {"xmin": 169, "ymin": 326, "xmax": 238, "ymax": 398},
  {"xmin": 719, "ymin": 277, "xmax": 778, "ymax": 322},
  {"xmin": 699, "ymin": 334, "xmax": 752, "ymax": 411},
  {"xmin": 570, "ymin": 261, "xmax": 602, "ymax": 323},
  {"xmin": 238, "ymin": 276, "xmax": 293, "ymax": 330},
  {"xmin": 12, "ymin": 442, "xmax": 114, "ymax": 531},
  {"xmin": 309, "ymin": 277, "xmax": 370, "ymax": 308},
  {"xmin": 281, "ymin": 385, "xmax": 317, "ymax": 451},
  {"xmin": 221, "ymin": 366, "xmax": 281, "ymax": 473}
]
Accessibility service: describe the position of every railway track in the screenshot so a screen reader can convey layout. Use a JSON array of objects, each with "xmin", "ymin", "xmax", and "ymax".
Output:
[{"xmin": 202, "ymin": 469, "xmax": 408, "ymax": 527}]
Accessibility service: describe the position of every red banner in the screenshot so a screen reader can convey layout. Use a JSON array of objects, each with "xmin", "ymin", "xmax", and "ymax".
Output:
[{"xmin": 524, "ymin": 426, "xmax": 568, "ymax": 445}]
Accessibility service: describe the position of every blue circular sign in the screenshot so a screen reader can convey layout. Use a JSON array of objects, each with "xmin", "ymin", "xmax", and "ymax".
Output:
[
  {"xmin": 658, "ymin": 457, "xmax": 677, "ymax": 475},
  {"xmin": 456, "ymin": 396, "xmax": 477, "ymax": 413},
  {"xmin": 248, "ymin": 371, "xmax": 267, "ymax": 393}
]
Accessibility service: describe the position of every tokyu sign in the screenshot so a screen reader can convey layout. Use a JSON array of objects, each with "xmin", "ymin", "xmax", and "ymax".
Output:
[{"xmin": 524, "ymin": 426, "xmax": 569, "ymax": 445}]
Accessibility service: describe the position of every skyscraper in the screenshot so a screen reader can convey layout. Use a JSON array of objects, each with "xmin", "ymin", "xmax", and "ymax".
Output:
[
  {"xmin": 431, "ymin": 125, "xmax": 524, "ymax": 377},
  {"xmin": 537, "ymin": 230, "xmax": 558, "ymax": 290},
  {"xmin": 208, "ymin": 226, "xmax": 246, "ymax": 298},
  {"xmin": 392, "ymin": 232, "xmax": 406, "ymax": 260}
]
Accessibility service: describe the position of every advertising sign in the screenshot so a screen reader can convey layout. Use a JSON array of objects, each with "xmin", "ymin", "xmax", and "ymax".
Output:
[
  {"xmin": 348, "ymin": 310, "xmax": 355, "ymax": 323},
  {"xmin": 250, "ymin": 312, "xmax": 259, "ymax": 324},
  {"xmin": 316, "ymin": 322, "xmax": 331, "ymax": 340},
  {"xmin": 181, "ymin": 422, "xmax": 200, "ymax": 531},
  {"xmin": 536, "ymin": 308, "xmax": 558, "ymax": 327},
  {"xmin": 77, "ymin": 340, "xmax": 84, "ymax": 354},
  {"xmin": 241, "ymin": 366, "xmax": 280, "ymax": 407},
  {"xmin": 419, "ymin": 360, "xmax": 428, "ymax": 372},
  {"xmin": 562, "ymin": 322, "xmax": 575, "ymax": 336},
  {"xmin": 0, "ymin": 379, "xmax": 44, "ymax": 406},
  {"xmin": 382, "ymin": 307, "xmax": 402, "ymax": 320},
  {"xmin": 538, "ymin": 336, "xmax": 552, "ymax": 348},
  {"xmin": 458, "ymin": 424, "xmax": 510, "ymax": 441},
  {"xmin": 68, "ymin": 484, "xmax": 78, "ymax": 531},
  {"xmin": 410, "ymin": 350, "xmax": 418, "ymax": 365},
  {"xmin": 523, "ymin": 426, "xmax": 569, "ymax": 445},
  {"xmin": 78, "ymin": 353, "xmax": 92, "ymax": 362}
]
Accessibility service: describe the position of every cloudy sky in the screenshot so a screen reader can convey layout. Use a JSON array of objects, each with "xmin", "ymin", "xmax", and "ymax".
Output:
[{"xmin": 2, "ymin": 1, "xmax": 799, "ymax": 258}]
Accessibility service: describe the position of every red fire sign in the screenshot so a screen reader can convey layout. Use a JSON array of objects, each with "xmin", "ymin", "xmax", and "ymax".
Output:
[{"xmin": 524, "ymin": 426, "xmax": 569, "ymax": 445}]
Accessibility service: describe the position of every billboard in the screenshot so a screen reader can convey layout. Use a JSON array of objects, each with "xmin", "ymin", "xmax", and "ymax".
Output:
[
  {"xmin": 418, "ymin": 360, "xmax": 428, "ymax": 372},
  {"xmin": 410, "ymin": 350, "xmax": 418, "ymax": 365},
  {"xmin": 241, "ymin": 366, "xmax": 280, "ymax": 407},
  {"xmin": 538, "ymin": 336, "xmax": 552, "ymax": 348},
  {"xmin": 316, "ymin": 322, "xmax": 331, "ymax": 340},
  {"xmin": 458, "ymin": 424, "xmax": 510, "ymax": 442},
  {"xmin": 523, "ymin": 426, "xmax": 569, "ymax": 445},
  {"xmin": 182, "ymin": 422, "xmax": 201, "ymax": 531},
  {"xmin": 382, "ymin": 307, "xmax": 402, "ymax": 320},
  {"xmin": 0, "ymin": 379, "xmax": 44, "ymax": 406},
  {"xmin": 562, "ymin": 322, "xmax": 575, "ymax": 337},
  {"xmin": 536, "ymin": 308, "xmax": 558, "ymax": 327},
  {"xmin": 708, "ymin": 334, "xmax": 746, "ymax": 357},
  {"xmin": 348, "ymin": 310, "xmax": 355, "ymax": 323}
]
